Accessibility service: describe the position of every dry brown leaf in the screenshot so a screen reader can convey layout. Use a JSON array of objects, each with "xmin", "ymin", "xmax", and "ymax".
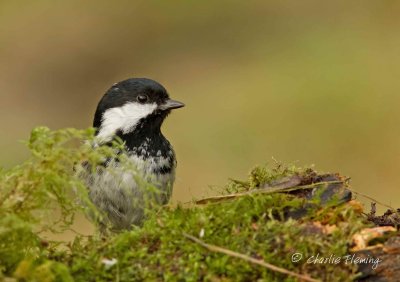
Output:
[{"xmin": 351, "ymin": 226, "xmax": 397, "ymax": 252}]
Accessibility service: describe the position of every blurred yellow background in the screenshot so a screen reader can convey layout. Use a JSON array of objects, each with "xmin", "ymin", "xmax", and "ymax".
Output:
[{"xmin": 1, "ymin": 1, "xmax": 400, "ymax": 212}]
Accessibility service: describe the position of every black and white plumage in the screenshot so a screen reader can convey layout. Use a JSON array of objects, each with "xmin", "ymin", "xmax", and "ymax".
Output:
[{"xmin": 87, "ymin": 78, "xmax": 184, "ymax": 230}]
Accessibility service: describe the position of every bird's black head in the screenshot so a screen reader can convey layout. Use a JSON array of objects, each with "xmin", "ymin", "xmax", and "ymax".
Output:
[{"xmin": 94, "ymin": 78, "xmax": 184, "ymax": 143}]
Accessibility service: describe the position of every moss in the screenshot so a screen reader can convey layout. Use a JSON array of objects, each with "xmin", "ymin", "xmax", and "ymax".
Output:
[{"xmin": 0, "ymin": 127, "xmax": 372, "ymax": 281}]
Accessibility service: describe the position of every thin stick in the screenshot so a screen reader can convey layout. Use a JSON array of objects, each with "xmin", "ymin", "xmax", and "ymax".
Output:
[
  {"xmin": 195, "ymin": 181, "xmax": 343, "ymax": 205},
  {"xmin": 347, "ymin": 188, "xmax": 394, "ymax": 210},
  {"xmin": 183, "ymin": 233, "xmax": 320, "ymax": 282}
]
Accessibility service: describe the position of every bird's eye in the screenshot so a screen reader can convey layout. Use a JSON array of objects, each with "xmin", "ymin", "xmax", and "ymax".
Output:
[{"xmin": 137, "ymin": 95, "xmax": 149, "ymax": 104}]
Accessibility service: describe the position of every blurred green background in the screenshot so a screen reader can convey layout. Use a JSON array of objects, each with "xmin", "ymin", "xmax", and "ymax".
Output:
[{"xmin": 1, "ymin": 1, "xmax": 399, "ymax": 212}]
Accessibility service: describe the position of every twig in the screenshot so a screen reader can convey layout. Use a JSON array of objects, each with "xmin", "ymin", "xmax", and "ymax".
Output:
[
  {"xmin": 183, "ymin": 233, "xmax": 320, "ymax": 282},
  {"xmin": 347, "ymin": 188, "xmax": 394, "ymax": 210},
  {"xmin": 195, "ymin": 181, "xmax": 343, "ymax": 205}
]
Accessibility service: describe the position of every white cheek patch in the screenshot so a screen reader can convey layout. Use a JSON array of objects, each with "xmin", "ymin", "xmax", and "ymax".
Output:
[{"xmin": 97, "ymin": 102, "xmax": 157, "ymax": 142}]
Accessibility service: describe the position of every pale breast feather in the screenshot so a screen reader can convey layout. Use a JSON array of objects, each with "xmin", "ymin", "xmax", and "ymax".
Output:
[{"xmin": 86, "ymin": 153, "xmax": 175, "ymax": 229}]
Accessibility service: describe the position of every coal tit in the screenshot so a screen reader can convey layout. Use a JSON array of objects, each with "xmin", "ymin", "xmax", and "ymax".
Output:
[{"xmin": 86, "ymin": 78, "xmax": 184, "ymax": 230}]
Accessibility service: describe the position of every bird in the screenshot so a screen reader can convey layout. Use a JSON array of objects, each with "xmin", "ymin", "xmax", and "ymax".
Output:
[{"xmin": 84, "ymin": 78, "xmax": 184, "ymax": 231}]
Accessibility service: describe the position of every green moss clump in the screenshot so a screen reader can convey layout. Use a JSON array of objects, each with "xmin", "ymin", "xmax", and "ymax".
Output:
[{"xmin": 0, "ymin": 127, "xmax": 371, "ymax": 281}]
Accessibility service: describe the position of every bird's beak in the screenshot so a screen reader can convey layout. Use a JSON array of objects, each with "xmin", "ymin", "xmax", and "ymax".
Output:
[{"xmin": 158, "ymin": 99, "xmax": 185, "ymax": 111}]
